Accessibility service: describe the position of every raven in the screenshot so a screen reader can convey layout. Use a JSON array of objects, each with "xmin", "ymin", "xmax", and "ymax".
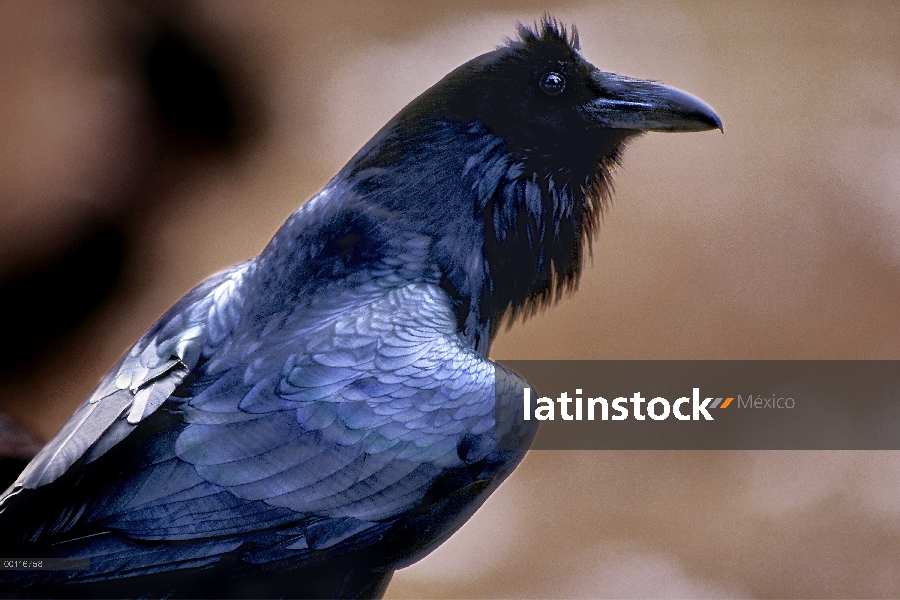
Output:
[{"xmin": 0, "ymin": 18, "xmax": 721, "ymax": 599}]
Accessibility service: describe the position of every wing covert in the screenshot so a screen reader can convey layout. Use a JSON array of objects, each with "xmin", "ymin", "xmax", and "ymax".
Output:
[
  {"xmin": 0, "ymin": 263, "xmax": 250, "ymax": 505},
  {"xmin": 175, "ymin": 282, "xmax": 531, "ymax": 526}
]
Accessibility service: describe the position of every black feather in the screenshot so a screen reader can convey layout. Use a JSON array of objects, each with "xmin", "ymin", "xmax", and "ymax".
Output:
[{"xmin": 0, "ymin": 16, "xmax": 720, "ymax": 599}]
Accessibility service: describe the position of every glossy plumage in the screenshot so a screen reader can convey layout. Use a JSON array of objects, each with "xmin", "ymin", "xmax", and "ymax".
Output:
[{"xmin": 0, "ymin": 18, "xmax": 719, "ymax": 599}]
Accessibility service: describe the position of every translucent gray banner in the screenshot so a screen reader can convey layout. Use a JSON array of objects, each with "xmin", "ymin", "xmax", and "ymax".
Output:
[{"xmin": 495, "ymin": 361, "xmax": 900, "ymax": 449}]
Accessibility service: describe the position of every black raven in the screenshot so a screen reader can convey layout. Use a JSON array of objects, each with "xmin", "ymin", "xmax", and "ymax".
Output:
[{"xmin": 0, "ymin": 18, "xmax": 720, "ymax": 599}]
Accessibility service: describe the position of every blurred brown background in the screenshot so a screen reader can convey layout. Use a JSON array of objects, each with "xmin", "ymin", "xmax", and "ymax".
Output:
[{"xmin": 1, "ymin": 1, "xmax": 899, "ymax": 597}]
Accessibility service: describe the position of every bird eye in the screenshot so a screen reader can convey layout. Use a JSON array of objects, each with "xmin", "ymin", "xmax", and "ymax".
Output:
[{"xmin": 539, "ymin": 71, "xmax": 566, "ymax": 96}]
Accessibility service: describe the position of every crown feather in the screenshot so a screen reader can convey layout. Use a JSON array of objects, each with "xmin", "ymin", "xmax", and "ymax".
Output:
[{"xmin": 515, "ymin": 15, "xmax": 580, "ymax": 51}]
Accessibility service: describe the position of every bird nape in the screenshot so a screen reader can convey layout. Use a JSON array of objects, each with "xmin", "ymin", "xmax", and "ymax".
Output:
[{"xmin": 0, "ymin": 17, "xmax": 720, "ymax": 600}]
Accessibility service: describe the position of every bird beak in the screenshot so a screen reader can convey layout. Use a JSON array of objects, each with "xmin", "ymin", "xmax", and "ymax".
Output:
[{"xmin": 584, "ymin": 70, "xmax": 723, "ymax": 133}]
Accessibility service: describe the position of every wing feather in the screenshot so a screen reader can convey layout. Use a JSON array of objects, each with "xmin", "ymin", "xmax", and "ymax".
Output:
[{"xmin": 0, "ymin": 278, "xmax": 535, "ymax": 588}]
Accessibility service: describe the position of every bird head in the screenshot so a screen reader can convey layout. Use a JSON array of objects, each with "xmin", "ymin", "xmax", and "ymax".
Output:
[
  {"xmin": 426, "ymin": 19, "xmax": 721, "ymax": 177},
  {"xmin": 335, "ymin": 17, "xmax": 721, "ymax": 350}
]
